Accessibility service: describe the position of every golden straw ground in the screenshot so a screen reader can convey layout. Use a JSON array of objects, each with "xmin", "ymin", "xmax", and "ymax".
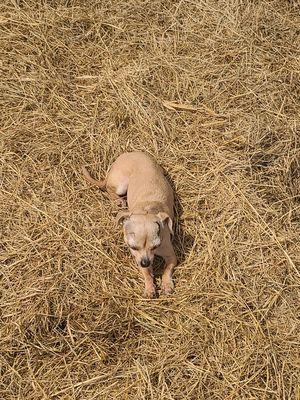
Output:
[{"xmin": 1, "ymin": 0, "xmax": 300, "ymax": 399}]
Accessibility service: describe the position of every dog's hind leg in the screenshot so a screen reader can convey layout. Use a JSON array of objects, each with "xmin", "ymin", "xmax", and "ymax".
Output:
[
  {"xmin": 106, "ymin": 187, "xmax": 127, "ymax": 207},
  {"xmin": 106, "ymin": 173, "xmax": 129, "ymax": 207}
]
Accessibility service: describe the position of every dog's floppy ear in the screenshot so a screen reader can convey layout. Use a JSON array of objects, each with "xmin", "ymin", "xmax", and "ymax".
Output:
[
  {"xmin": 157, "ymin": 212, "xmax": 174, "ymax": 235},
  {"xmin": 116, "ymin": 211, "xmax": 131, "ymax": 225}
]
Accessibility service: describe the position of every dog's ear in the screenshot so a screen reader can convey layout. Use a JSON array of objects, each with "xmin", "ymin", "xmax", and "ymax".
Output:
[
  {"xmin": 157, "ymin": 212, "xmax": 174, "ymax": 235},
  {"xmin": 116, "ymin": 211, "xmax": 131, "ymax": 225}
]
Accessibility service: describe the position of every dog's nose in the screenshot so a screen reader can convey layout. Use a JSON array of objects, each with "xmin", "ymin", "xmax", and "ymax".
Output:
[{"xmin": 140, "ymin": 258, "xmax": 151, "ymax": 268}]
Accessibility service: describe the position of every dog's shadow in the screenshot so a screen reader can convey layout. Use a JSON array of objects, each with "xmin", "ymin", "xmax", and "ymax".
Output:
[{"xmin": 153, "ymin": 170, "xmax": 194, "ymax": 279}]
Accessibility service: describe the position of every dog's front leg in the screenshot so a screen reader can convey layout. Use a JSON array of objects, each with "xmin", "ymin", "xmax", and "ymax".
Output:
[
  {"xmin": 156, "ymin": 240, "xmax": 177, "ymax": 294},
  {"xmin": 161, "ymin": 253, "xmax": 177, "ymax": 294},
  {"xmin": 139, "ymin": 266, "xmax": 156, "ymax": 298}
]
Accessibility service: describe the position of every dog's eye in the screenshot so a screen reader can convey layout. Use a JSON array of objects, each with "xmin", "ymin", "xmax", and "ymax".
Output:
[{"xmin": 130, "ymin": 245, "xmax": 140, "ymax": 251}]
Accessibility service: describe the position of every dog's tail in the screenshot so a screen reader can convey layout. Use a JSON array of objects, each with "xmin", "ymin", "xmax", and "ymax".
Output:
[{"xmin": 82, "ymin": 166, "xmax": 106, "ymax": 190}]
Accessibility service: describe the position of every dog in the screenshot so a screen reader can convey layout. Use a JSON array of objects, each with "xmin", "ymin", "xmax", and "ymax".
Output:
[{"xmin": 82, "ymin": 152, "xmax": 177, "ymax": 298}]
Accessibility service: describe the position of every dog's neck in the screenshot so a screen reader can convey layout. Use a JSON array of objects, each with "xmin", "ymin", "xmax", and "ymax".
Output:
[{"xmin": 130, "ymin": 201, "xmax": 166, "ymax": 215}]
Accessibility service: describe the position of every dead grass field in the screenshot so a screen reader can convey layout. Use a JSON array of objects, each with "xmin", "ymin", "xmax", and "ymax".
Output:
[{"xmin": 1, "ymin": 0, "xmax": 300, "ymax": 399}]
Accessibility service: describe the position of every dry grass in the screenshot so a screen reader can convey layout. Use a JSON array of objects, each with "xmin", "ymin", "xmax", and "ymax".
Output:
[{"xmin": 1, "ymin": 0, "xmax": 300, "ymax": 399}]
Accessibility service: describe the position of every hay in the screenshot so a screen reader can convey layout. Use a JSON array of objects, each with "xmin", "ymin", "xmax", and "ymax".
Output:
[{"xmin": 1, "ymin": 0, "xmax": 300, "ymax": 398}]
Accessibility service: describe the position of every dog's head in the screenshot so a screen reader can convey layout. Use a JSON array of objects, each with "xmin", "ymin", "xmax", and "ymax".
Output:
[{"xmin": 116, "ymin": 211, "xmax": 173, "ymax": 268}]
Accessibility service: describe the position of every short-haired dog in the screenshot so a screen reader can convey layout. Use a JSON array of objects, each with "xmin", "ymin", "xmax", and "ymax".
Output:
[{"xmin": 83, "ymin": 152, "xmax": 177, "ymax": 298}]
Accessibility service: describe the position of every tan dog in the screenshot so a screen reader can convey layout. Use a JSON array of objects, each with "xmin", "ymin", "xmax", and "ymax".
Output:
[{"xmin": 83, "ymin": 152, "xmax": 177, "ymax": 298}]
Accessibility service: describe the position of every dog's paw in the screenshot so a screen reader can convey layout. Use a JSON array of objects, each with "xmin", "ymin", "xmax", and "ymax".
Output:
[
  {"xmin": 144, "ymin": 285, "xmax": 156, "ymax": 299},
  {"xmin": 161, "ymin": 278, "xmax": 174, "ymax": 295}
]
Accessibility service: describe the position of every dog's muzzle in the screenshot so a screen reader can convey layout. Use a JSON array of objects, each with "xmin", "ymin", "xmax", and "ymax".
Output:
[{"xmin": 140, "ymin": 257, "xmax": 151, "ymax": 268}]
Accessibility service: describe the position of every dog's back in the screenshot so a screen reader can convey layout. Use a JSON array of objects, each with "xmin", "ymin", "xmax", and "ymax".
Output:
[{"xmin": 110, "ymin": 152, "xmax": 174, "ymax": 215}]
